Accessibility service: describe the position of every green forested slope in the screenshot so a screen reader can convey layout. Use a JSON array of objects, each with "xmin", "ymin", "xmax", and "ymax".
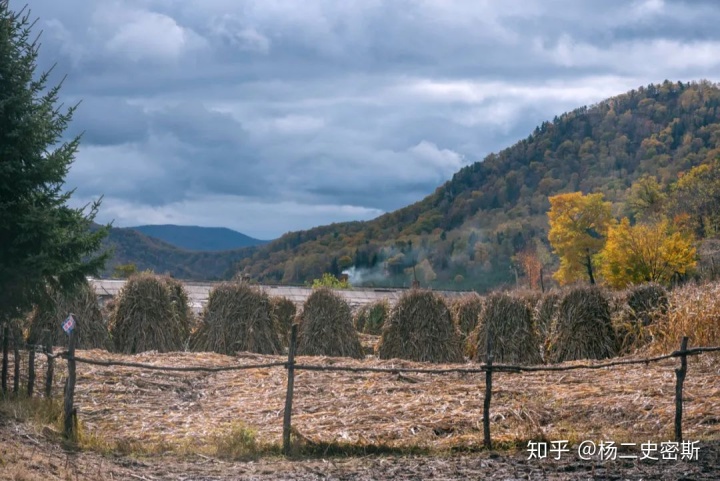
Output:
[{"xmin": 234, "ymin": 80, "xmax": 720, "ymax": 291}]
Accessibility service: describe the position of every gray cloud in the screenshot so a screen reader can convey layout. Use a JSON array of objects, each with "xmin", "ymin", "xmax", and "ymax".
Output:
[{"xmin": 18, "ymin": 0, "xmax": 720, "ymax": 238}]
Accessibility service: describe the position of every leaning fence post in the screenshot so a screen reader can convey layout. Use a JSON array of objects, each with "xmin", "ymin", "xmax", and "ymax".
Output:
[
  {"xmin": 483, "ymin": 326, "xmax": 494, "ymax": 450},
  {"xmin": 674, "ymin": 336, "xmax": 689, "ymax": 443},
  {"xmin": 28, "ymin": 347, "xmax": 35, "ymax": 397},
  {"xmin": 45, "ymin": 330, "xmax": 54, "ymax": 399},
  {"xmin": 63, "ymin": 326, "xmax": 77, "ymax": 440},
  {"xmin": 2, "ymin": 323, "xmax": 8, "ymax": 396},
  {"xmin": 283, "ymin": 323, "xmax": 298, "ymax": 456}
]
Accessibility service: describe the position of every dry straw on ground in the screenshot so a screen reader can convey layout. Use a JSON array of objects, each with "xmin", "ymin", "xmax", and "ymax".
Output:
[
  {"xmin": 377, "ymin": 289, "xmax": 463, "ymax": 363},
  {"xmin": 469, "ymin": 292, "xmax": 541, "ymax": 365},
  {"xmin": 192, "ymin": 283, "xmax": 283, "ymax": 356},
  {"xmin": 297, "ymin": 288, "xmax": 363, "ymax": 359},
  {"xmin": 354, "ymin": 300, "xmax": 389, "ymax": 335},
  {"xmin": 449, "ymin": 293, "xmax": 483, "ymax": 338},
  {"xmin": 27, "ymin": 281, "xmax": 109, "ymax": 349},
  {"xmin": 546, "ymin": 286, "xmax": 618, "ymax": 363},
  {"xmin": 59, "ymin": 349, "xmax": 720, "ymax": 453},
  {"xmin": 110, "ymin": 273, "xmax": 193, "ymax": 354}
]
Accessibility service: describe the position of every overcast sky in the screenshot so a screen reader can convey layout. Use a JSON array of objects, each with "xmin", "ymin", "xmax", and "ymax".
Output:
[{"xmin": 23, "ymin": 0, "xmax": 720, "ymax": 239}]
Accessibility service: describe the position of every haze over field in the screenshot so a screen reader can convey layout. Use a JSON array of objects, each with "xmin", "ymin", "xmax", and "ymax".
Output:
[{"xmin": 28, "ymin": 0, "xmax": 720, "ymax": 239}]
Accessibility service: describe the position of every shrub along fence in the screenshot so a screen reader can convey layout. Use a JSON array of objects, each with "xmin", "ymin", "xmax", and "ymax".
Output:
[{"xmin": 2, "ymin": 322, "xmax": 720, "ymax": 455}]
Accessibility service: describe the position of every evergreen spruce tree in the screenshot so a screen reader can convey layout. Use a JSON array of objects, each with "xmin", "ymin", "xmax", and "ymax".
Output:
[{"xmin": 0, "ymin": 2, "xmax": 109, "ymax": 324}]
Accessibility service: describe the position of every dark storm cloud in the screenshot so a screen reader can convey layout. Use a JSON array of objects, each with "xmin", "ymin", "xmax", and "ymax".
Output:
[{"xmin": 18, "ymin": 0, "xmax": 720, "ymax": 238}]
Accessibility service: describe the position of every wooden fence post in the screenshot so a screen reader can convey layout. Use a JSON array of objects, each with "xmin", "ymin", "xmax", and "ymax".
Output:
[
  {"xmin": 28, "ymin": 348, "xmax": 35, "ymax": 397},
  {"xmin": 13, "ymin": 342, "xmax": 20, "ymax": 395},
  {"xmin": 45, "ymin": 330, "xmax": 54, "ymax": 399},
  {"xmin": 483, "ymin": 327, "xmax": 494, "ymax": 450},
  {"xmin": 2, "ymin": 323, "xmax": 8, "ymax": 396},
  {"xmin": 283, "ymin": 324, "xmax": 298, "ymax": 456},
  {"xmin": 63, "ymin": 327, "xmax": 77, "ymax": 440},
  {"xmin": 674, "ymin": 336, "xmax": 689, "ymax": 443}
]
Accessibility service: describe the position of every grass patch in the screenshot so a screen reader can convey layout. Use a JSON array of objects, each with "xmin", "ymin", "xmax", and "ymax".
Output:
[
  {"xmin": 0, "ymin": 394, "xmax": 63, "ymax": 428},
  {"xmin": 210, "ymin": 422, "xmax": 265, "ymax": 460}
]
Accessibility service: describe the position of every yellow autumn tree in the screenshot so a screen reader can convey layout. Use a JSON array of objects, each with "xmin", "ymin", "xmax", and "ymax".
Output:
[
  {"xmin": 598, "ymin": 218, "xmax": 696, "ymax": 288},
  {"xmin": 548, "ymin": 192, "xmax": 613, "ymax": 285}
]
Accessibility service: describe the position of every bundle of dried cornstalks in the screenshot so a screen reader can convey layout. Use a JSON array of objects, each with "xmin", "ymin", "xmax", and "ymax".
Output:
[
  {"xmin": 449, "ymin": 293, "xmax": 483, "ymax": 338},
  {"xmin": 377, "ymin": 289, "xmax": 463, "ymax": 363},
  {"xmin": 546, "ymin": 286, "xmax": 618, "ymax": 363},
  {"xmin": 297, "ymin": 288, "xmax": 363, "ymax": 359},
  {"xmin": 354, "ymin": 300, "xmax": 389, "ymax": 335},
  {"xmin": 28, "ymin": 280, "xmax": 109, "ymax": 349},
  {"xmin": 469, "ymin": 292, "xmax": 541, "ymax": 365},
  {"xmin": 270, "ymin": 296, "xmax": 297, "ymax": 347},
  {"xmin": 192, "ymin": 282, "xmax": 282, "ymax": 355},
  {"xmin": 110, "ymin": 273, "xmax": 193, "ymax": 354}
]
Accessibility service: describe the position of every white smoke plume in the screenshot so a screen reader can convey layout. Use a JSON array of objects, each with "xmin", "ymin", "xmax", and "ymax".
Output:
[{"xmin": 342, "ymin": 266, "xmax": 387, "ymax": 285}]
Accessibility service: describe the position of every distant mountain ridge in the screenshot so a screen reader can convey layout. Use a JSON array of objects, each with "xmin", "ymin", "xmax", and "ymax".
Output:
[
  {"xmin": 101, "ymin": 226, "xmax": 256, "ymax": 280},
  {"xmin": 130, "ymin": 224, "xmax": 269, "ymax": 252}
]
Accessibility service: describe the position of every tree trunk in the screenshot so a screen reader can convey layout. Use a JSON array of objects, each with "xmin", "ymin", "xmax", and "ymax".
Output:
[{"xmin": 585, "ymin": 250, "xmax": 596, "ymax": 285}]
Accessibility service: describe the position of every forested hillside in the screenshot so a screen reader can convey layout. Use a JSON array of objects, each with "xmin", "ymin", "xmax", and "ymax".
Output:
[{"xmin": 234, "ymin": 80, "xmax": 720, "ymax": 291}]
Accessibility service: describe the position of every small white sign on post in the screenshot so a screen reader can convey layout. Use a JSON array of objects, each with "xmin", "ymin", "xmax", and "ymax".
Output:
[{"xmin": 62, "ymin": 314, "xmax": 76, "ymax": 335}]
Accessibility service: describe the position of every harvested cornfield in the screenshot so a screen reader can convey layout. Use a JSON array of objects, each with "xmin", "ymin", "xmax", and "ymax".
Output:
[
  {"xmin": 192, "ymin": 283, "xmax": 282, "ymax": 356},
  {"xmin": 27, "ymin": 281, "xmax": 109, "ymax": 349},
  {"xmin": 649, "ymin": 281, "xmax": 720, "ymax": 354},
  {"xmin": 271, "ymin": 296, "xmax": 297, "ymax": 345},
  {"xmin": 377, "ymin": 289, "xmax": 463, "ymax": 363},
  {"xmin": 546, "ymin": 286, "xmax": 618, "ymax": 363},
  {"xmin": 354, "ymin": 300, "xmax": 389, "ymax": 335},
  {"xmin": 469, "ymin": 292, "xmax": 542, "ymax": 365},
  {"xmin": 38, "ymin": 349, "xmax": 719, "ymax": 460},
  {"xmin": 110, "ymin": 273, "xmax": 193, "ymax": 354},
  {"xmin": 297, "ymin": 288, "xmax": 363, "ymax": 359},
  {"xmin": 449, "ymin": 293, "xmax": 483, "ymax": 337}
]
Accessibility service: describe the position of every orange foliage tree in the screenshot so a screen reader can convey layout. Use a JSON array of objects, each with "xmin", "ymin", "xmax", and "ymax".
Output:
[{"xmin": 514, "ymin": 246, "xmax": 543, "ymax": 290}]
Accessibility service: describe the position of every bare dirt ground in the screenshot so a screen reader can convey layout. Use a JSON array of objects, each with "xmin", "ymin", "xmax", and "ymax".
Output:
[
  {"xmin": 2, "ymin": 419, "xmax": 719, "ymax": 481},
  {"xmin": 2, "ymin": 349, "xmax": 719, "ymax": 479}
]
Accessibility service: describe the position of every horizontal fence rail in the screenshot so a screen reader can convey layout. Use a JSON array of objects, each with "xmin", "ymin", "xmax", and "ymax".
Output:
[{"xmin": 2, "ymin": 322, "xmax": 719, "ymax": 453}]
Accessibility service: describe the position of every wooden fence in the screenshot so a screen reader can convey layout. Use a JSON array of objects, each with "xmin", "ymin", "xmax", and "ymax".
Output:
[{"xmin": 2, "ymin": 322, "xmax": 719, "ymax": 456}]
